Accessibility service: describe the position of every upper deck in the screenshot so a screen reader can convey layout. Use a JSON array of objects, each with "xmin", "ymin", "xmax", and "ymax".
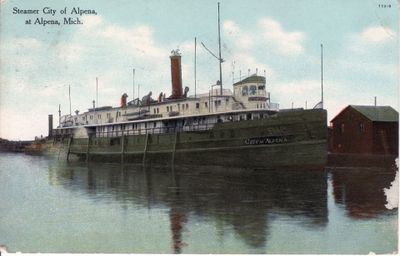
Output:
[{"xmin": 58, "ymin": 74, "xmax": 279, "ymax": 129}]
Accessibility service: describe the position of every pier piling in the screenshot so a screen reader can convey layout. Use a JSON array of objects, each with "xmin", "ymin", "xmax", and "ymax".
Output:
[
  {"xmin": 142, "ymin": 133, "xmax": 149, "ymax": 165},
  {"xmin": 66, "ymin": 137, "xmax": 72, "ymax": 161},
  {"xmin": 86, "ymin": 137, "xmax": 91, "ymax": 162},
  {"xmin": 171, "ymin": 131, "xmax": 178, "ymax": 166},
  {"xmin": 121, "ymin": 131, "xmax": 125, "ymax": 164}
]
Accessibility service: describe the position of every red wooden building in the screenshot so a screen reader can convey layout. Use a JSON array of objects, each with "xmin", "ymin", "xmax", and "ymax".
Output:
[{"xmin": 330, "ymin": 105, "xmax": 398, "ymax": 155}]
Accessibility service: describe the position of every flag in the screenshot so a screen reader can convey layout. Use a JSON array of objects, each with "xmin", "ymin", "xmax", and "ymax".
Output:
[{"xmin": 313, "ymin": 101, "xmax": 323, "ymax": 109}]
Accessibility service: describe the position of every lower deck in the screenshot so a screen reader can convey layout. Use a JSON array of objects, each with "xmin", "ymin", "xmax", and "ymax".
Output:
[{"xmin": 50, "ymin": 109, "xmax": 328, "ymax": 169}]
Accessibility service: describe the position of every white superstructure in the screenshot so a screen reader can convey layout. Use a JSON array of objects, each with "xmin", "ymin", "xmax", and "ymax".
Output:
[
  {"xmin": 61, "ymin": 78, "xmax": 277, "ymax": 125},
  {"xmin": 55, "ymin": 52, "xmax": 279, "ymax": 139}
]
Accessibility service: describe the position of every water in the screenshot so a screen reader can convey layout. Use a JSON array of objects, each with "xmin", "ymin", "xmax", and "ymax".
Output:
[{"xmin": 0, "ymin": 153, "xmax": 397, "ymax": 253}]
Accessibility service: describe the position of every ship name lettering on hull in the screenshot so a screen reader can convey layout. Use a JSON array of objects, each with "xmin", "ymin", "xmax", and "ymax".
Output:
[{"xmin": 245, "ymin": 136, "xmax": 289, "ymax": 145}]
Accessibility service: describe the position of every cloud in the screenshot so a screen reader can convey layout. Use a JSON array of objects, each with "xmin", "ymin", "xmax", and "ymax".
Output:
[
  {"xmin": 0, "ymin": 106, "xmax": 49, "ymax": 140},
  {"xmin": 81, "ymin": 15, "xmax": 103, "ymax": 29},
  {"xmin": 223, "ymin": 20, "xmax": 240, "ymax": 35},
  {"xmin": 38, "ymin": 86, "xmax": 60, "ymax": 97},
  {"xmin": 175, "ymin": 40, "xmax": 197, "ymax": 55},
  {"xmin": 360, "ymin": 26, "xmax": 396, "ymax": 44},
  {"xmin": 96, "ymin": 24, "xmax": 163, "ymax": 58},
  {"xmin": 228, "ymin": 52, "xmax": 274, "ymax": 79},
  {"xmin": 348, "ymin": 25, "xmax": 397, "ymax": 54},
  {"xmin": 274, "ymin": 79, "xmax": 320, "ymax": 94},
  {"xmin": 0, "ymin": 37, "xmax": 74, "ymax": 79},
  {"xmin": 0, "ymin": 37, "xmax": 44, "ymax": 67},
  {"xmin": 269, "ymin": 79, "xmax": 322, "ymax": 111},
  {"xmin": 74, "ymin": 17, "xmax": 174, "ymax": 97},
  {"xmin": 0, "ymin": 76, "xmax": 27, "ymax": 93},
  {"xmin": 339, "ymin": 26, "xmax": 398, "ymax": 83},
  {"xmin": 11, "ymin": 37, "xmax": 43, "ymax": 50},
  {"xmin": 219, "ymin": 20, "xmax": 275, "ymax": 83},
  {"xmin": 258, "ymin": 18, "xmax": 305, "ymax": 56},
  {"xmin": 223, "ymin": 20, "xmax": 254, "ymax": 50},
  {"xmin": 270, "ymin": 79, "xmax": 349, "ymax": 121},
  {"xmin": 53, "ymin": 42, "xmax": 84, "ymax": 63},
  {"xmin": 337, "ymin": 59, "xmax": 397, "ymax": 78}
]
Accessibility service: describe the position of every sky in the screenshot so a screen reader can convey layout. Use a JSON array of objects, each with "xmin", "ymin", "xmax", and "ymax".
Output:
[{"xmin": 0, "ymin": 0, "xmax": 398, "ymax": 140}]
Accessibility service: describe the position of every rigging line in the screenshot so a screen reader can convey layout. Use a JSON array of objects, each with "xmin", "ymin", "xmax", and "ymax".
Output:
[{"xmin": 200, "ymin": 42, "xmax": 220, "ymax": 61}]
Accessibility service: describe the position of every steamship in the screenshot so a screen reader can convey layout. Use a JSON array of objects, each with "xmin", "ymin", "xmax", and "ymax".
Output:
[{"xmin": 45, "ymin": 49, "xmax": 327, "ymax": 169}]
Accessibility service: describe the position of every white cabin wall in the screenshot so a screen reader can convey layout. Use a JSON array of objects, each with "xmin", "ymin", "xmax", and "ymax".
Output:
[
  {"xmin": 73, "ymin": 127, "xmax": 89, "ymax": 138},
  {"xmin": 233, "ymin": 81, "xmax": 269, "ymax": 110}
]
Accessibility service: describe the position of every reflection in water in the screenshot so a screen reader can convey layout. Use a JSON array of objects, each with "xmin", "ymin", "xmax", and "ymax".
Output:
[
  {"xmin": 170, "ymin": 208, "xmax": 187, "ymax": 253},
  {"xmin": 48, "ymin": 162, "xmax": 329, "ymax": 252},
  {"xmin": 330, "ymin": 167, "xmax": 397, "ymax": 219},
  {"xmin": 0, "ymin": 152, "xmax": 396, "ymax": 253}
]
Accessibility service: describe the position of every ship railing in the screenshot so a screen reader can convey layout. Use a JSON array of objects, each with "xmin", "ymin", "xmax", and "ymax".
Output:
[
  {"xmin": 93, "ymin": 123, "xmax": 215, "ymax": 138},
  {"xmin": 268, "ymin": 102, "xmax": 279, "ymax": 111}
]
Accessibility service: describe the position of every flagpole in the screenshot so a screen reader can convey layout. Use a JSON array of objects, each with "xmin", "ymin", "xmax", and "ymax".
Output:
[
  {"xmin": 133, "ymin": 69, "xmax": 135, "ymax": 100},
  {"xmin": 194, "ymin": 37, "xmax": 197, "ymax": 98},
  {"xmin": 321, "ymin": 44, "xmax": 324, "ymax": 109},
  {"xmin": 69, "ymin": 85, "xmax": 72, "ymax": 116},
  {"xmin": 96, "ymin": 77, "xmax": 98, "ymax": 108},
  {"xmin": 217, "ymin": 2, "xmax": 223, "ymax": 96}
]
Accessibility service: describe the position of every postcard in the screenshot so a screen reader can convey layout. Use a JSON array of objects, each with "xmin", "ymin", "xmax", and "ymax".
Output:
[{"xmin": 0, "ymin": 0, "xmax": 398, "ymax": 254}]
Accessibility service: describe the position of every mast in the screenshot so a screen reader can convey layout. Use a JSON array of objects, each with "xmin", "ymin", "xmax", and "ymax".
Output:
[
  {"xmin": 58, "ymin": 104, "xmax": 61, "ymax": 126},
  {"xmin": 96, "ymin": 77, "xmax": 98, "ymax": 108},
  {"xmin": 68, "ymin": 85, "xmax": 71, "ymax": 116},
  {"xmin": 133, "ymin": 68, "xmax": 135, "ymax": 100},
  {"xmin": 320, "ymin": 44, "xmax": 324, "ymax": 109},
  {"xmin": 217, "ymin": 2, "xmax": 223, "ymax": 96},
  {"xmin": 231, "ymin": 60, "xmax": 235, "ymax": 84},
  {"xmin": 194, "ymin": 37, "xmax": 197, "ymax": 98},
  {"xmin": 138, "ymin": 83, "xmax": 140, "ymax": 102}
]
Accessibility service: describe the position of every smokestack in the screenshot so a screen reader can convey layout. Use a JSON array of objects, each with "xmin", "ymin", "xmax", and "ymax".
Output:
[
  {"xmin": 48, "ymin": 114, "xmax": 53, "ymax": 138},
  {"xmin": 170, "ymin": 50, "xmax": 183, "ymax": 98}
]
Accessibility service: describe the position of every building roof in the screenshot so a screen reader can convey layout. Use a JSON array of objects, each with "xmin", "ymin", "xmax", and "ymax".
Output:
[
  {"xmin": 233, "ymin": 75, "xmax": 265, "ymax": 86},
  {"xmin": 351, "ymin": 105, "xmax": 398, "ymax": 122},
  {"xmin": 332, "ymin": 105, "xmax": 398, "ymax": 122}
]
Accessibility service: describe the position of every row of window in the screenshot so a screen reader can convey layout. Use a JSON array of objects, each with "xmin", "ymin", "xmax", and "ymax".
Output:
[
  {"xmin": 76, "ymin": 99, "xmax": 233, "ymax": 124},
  {"xmin": 92, "ymin": 112, "xmax": 273, "ymax": 137},
  {"xmin": 97, "ymin": 122, "xmax": 159, "ymax": 132},
  {"xmin": 241, "ymin": 85, "xmax": 265, "ymax": 96},
  {"xmin": 164, "ymin": 101, "xmax": 218, "ymax": 112},
  {"xmin": 76, "ymin": 111, "xmax": 123, "ymax": 122},
  {"xmin": 74, "ymin": 98, "xmax": 234, "ymax": 125},
  {"xmin": 179, "ymin": 99, "xmax": 229, "ymax": 112},
  {"xmin": 181, "ymin": 103, "xmax": 189, "ymax": 110}
]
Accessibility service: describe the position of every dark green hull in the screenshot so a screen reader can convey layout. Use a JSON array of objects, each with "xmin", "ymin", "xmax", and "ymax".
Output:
[{"xmin": 51, "ymin": 109, "xmax": 328, "ymax": 169}]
